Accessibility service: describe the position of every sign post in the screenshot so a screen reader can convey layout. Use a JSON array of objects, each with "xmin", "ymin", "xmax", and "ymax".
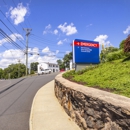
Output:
[{"xmin": 73, "ymin": 39, "xmax": 100, "ymax": 71}]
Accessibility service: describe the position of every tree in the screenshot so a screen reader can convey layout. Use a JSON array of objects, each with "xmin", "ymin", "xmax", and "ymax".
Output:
[
  {"xmin": 0, "ymin": 68, "xmax": 4, "ymax": 79},
  {"xmin": 2, "ymin": 63, "xmax": 26, "ymax": 79},
  {"xmin": 57, "ymin": 59, "xmax": 62, "ymax": 65},
  {"xmin": 124, "ymin": 35, "xmax": 130, "ymax": 53},
  {"xmin": 30, "ymin": 62, "xmax": 39, "ymax": 71},
  {"xmin": 63, "ymin": 52, "xmax": 72, "ymax": 68},
  {"xmin": 119, "ymin": 40, "xmax": 125, "ymax": 49},
  {"xmin": 57, "ymin": 59, "xmax": 65, "ymax": 70},
  {"xmin": 100, "ymin": 46, "xmax": 119, "ymax": 62},
  {"xmin": 57, "ymin": 52, "xmax": 73, "ymax": 70}
]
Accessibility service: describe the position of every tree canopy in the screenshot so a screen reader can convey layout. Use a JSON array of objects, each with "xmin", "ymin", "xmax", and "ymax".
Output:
[
  {"xmin": 0, "ymin": 63, "xmax": 26, "ymax": 79},
  {"xmin": 30, "ymin": 62, "xmax": 39, "ymax": 71},
  {"xmin": 57, "ymin": 52, "xmax": 72, "ymax": 70},
  {"xmin": 124, "ymin": 35, "xmax": 130, "ymax": 53}
]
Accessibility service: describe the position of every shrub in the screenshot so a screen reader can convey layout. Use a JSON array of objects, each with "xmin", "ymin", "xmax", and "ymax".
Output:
[
  {"xmin": 63, "ymin": 70, "xmax": 75, "ymax": 79},
  {"xmin": 106, "ymin": 50, "xmax": 126, "ymax": 61}
]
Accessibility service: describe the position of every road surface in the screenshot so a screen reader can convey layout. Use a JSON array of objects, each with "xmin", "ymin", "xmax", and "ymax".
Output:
[{"xmin": 0, "ymin": 73, "xmax": 58, "ymax": 130}]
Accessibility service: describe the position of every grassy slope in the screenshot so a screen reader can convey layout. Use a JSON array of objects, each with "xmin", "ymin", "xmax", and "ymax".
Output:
[{"xmin": 63, "ymin": 59, "xmax": 130, "ymax": 98}]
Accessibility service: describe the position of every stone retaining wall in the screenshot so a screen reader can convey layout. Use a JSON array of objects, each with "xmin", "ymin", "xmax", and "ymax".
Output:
[{"xmin": 55, "ymin": 73, "xmax": 130, "ymax": 130}]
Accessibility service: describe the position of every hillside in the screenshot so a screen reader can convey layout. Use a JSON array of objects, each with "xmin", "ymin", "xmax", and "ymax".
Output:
[{"xmin": 63, "ymin": 58, "xmax": 130, "ymax": 98}]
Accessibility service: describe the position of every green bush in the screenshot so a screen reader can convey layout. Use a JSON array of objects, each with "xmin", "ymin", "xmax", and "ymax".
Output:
[
  {"xmin": 63, "ymin": 70, "xmax": 75, "ymax": 79},
  {"xmin": 31, "ymin": 70, "xmax": 35, "ymax": 74},
  {"xmin": 106, "ymin": 50, "xmax": 126, "ymax": 61}
]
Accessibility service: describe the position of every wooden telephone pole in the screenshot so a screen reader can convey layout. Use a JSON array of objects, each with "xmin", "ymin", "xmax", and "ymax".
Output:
[{"xmin": 23, "ymin": 28, "xmax": 32, "ymax": 76}]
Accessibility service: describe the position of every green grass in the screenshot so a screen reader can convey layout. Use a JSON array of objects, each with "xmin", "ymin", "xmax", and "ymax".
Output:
[{"xmin": 63, "ymin": 59, "xmax": 130, "ymax": 98}]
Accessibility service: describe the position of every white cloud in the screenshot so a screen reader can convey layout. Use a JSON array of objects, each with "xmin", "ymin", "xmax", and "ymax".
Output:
[
  {"xmin": 6, "ymin": 3, "xmax": 28, "ymax": 25},
  {"xmin": 56, "ymin": 50, "xmax": 59, "ymax": 54},
  {"xmin": 2, "ymin": 49, "xmax": 24, "ymax": 59},
  {"xmin": 45, "ymin": 24, "xmax": 51, "ymax": 29},
  {"xmin": 41, "ymin": 47, "xmax": 55, "ymax": 56},
  {"xmin": 43, "ymin": 31, "xmax": 47, "ymax": 35},
  {"xmin": 28, "ymin": 47, "xmax": 39, "ymax": 55},
  {"xmin": 0, "ymin": 47, "xmax": 59, "ymax": 69},
  {"xmin": 42, "ymin": 47, "xmax": 50, "ymax": 53},
  {"xmin": 57, "ymin": 40, "xmax": 63, "ymax": 45},
  {"xmin": 43, "ymin": 24, "xmax": 52, "ymax": 35},
  {"xmin": 86, "ymin": 23, "xmax": 93, "ymax": 27},
  {"xmin": 0, "ymin": 59, "xmax": 16, "ymax": 68},
  {"xmin": 66, "ymin": 51, "xmax": 70, "ymax": 54},
  {"xmin": 36, "ymin": 56, "xmax": 58, "ymax": 64},
  {"xmin": 58, "ymin": 22, "xmax": 77, "ymax": 35},
  {"xmin": 123, "ymin": 26, "xmax": 130, "ymax": 34},
  {"xmin": 94, "ymin": 35, "xmax": 110, "ymax": 46},
  {"xmin": 32, "ymin": 47, "xmax": 39, "ymax": 53},
  {"xmin": 0, "ymin": 33, "xmax": 24, "ymax": 46},
  {"xmin": 54, "ymin": 29, "xmax": 58, "ymax": 35},
  {"xmin": 10, "ymin": 33, "xmax": 24, "ymax": 41},
  {"xmin": 57, "ymin": 38, "xmax": 68, "ymax": 45},
  {"xmin": 0, "ymin": 49, "xmax": 25, "ymax": 68}
]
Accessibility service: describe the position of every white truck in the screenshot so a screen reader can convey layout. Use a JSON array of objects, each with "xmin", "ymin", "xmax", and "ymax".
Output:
[
  {"xmin": 37, "ymin": 63, "xmax": 51, "ymax": 75},
  {"xmin": 38, "ymin": 69, "xmax": 51, "ymax": 75}
]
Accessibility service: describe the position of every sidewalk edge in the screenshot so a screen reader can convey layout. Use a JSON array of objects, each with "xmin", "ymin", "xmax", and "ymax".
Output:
[{"xmin": 29, "ymin": 80, "xmax": 54, "ymax": 130}]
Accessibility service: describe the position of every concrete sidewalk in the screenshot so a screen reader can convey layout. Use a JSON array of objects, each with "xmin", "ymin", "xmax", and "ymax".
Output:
[{"xmin": 29, "ymin": 80, "xmax": 80, "ymax": 130}]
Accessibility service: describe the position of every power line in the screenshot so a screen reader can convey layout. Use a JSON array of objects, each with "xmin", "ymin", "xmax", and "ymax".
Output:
[
  {"xmin": 28, "ymin": 46, "xmax": 67, "ymax": 54},
  {"xmin": 30, "ymin": 34, "xmax": 71, "ymax": 48},
  {"xmin": 0, "ymin": 29, "xmax": 24, "ymax": 50},
  {"xmin": 0, "ymin": 10, "xmax": 23, "ymax": 35},
  {"xmin": 2, "ymin": 0, "xmax": 9, "ymax": 10},
  {"xmin": 11, "ymin": 0, "xmax": 29, "ymax": 28},
  {"xmin": 0, "ymin": 29, "xmax": 25, "ymax": 53},
  {"xmin": 0, "ymin": 35, "xmax": 23, "ymax": 64},
  {"xmin": 1, "ymin": 44, "xmax": 19, "ymax": 61},
  {"xmin": 29, "ymin": 36, "xmax": 69, "ymax": 50},
  {"xmin": 0, "ymin": 16, "xmax": 26, "ymax": 47},
  {"xmin": 19, "ymin": 0, "xmax": 32, "ymax": 28},
  {"xmin": 31, "ymin": 34, "xmax": 58, "ymax": 43},
  {"xmin": 29, "ymin": 36, "xmax": 56, "ymax": 46},
  {"xmin": 11, "ymin": 0, "xmax": 31, "ymax": 28}
]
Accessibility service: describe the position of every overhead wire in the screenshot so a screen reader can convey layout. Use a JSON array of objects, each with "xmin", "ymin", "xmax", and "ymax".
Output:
[
  {"xmin": 0, "ymin": 29, "xmax": 25, "ymax": 53},
  {"xmin": 1, "ymin": 44, "xmax": 19, "ymax": 62},
  {"xmin": 18, "ymin": 0, "xmax": 32, "ymax": 28},
  {"xmin": 30, "ymin": 34, "xmax": 72, "ymax": 50},
  {"xmin": 0, "ymin": 17, "xmax": 26, "ymax": 47},
  {"xmin": 11, "ymin": 0, "xmax": 29, "ymax": 28},
  {"xmin": 28, "ymin": 46, "xmax": 67, "ymax": 54},
  {"xmin": 2, "ymin": 0, "xmax": 25, "ymax": 30},
  {"xmin": 30, "ymin": 35, "xmax": 71, "ymax": 47},
  {"xmin": 2, "ymin": 0, "xmax": 8, "ymax": 10},
  {"xmin": 29, "ymin": 36, "xmax": 71, "ymax": 51},
  {"xmin": 31, "ymin": 34, "xmax": 59, "ymax": 43}
]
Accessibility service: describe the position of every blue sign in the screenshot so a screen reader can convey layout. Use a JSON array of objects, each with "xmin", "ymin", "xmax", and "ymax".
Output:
[{"xmin": 73, "ymin": 39, "xmax": 100, "ymax": 64}]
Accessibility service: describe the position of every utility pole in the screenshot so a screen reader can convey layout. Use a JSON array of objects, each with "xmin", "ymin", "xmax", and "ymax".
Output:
[
  {"xmin": 18, "ymin": 59, "xmax": 21, "ymax": 78},
  {"xmin": 23, "ymin": 28, "xmax": 32, "ymax": 76}
]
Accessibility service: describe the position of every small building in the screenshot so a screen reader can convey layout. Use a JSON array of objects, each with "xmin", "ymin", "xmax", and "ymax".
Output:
[{"xmin": 37, "ymin": 62, "xmax": 59, "ymax": 74}]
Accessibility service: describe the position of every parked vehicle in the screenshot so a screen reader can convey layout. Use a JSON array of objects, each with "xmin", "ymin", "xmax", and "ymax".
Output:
[
  {"xmin": 38, "ymin": 69, "xmax": 51, "ymax": 75},
  {"xmin": 37, "ymin": 62, "xmax": 59, "ymax": 75},
  {"xmin": 44, "ymin": 69, "xmax": 51, "ymax": 74}
]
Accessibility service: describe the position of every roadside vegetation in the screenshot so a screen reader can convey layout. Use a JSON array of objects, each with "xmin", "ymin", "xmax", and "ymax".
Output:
[
  {"xmin": 0, "ymin": 62, "xmax": 38, "ymax": 79},
  {"xmin": 63, "ymin": 35, "xmax": 130, "ymax": 98}
]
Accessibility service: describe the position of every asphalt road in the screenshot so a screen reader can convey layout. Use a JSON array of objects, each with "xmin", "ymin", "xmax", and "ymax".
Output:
[{"xmin": 0, "ymin": 73, "xmax": 59, "ymax": 130}]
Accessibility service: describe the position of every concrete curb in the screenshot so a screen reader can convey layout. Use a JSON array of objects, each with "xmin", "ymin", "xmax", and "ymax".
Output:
[{"xmin": 29, "ymin": 83, "xmax": 39, "ymax": 130}]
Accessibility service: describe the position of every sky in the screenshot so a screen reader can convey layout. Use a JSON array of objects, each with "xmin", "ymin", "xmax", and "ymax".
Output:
[{"xmin": 0, "ymin": 0, "xmax": 130, "ymax": 69}]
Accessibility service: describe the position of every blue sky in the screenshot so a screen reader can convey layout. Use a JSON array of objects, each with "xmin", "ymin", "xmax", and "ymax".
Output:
[{"xmin": 0, "ymin": 0, "xmax": 130, "ymax": 68}]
